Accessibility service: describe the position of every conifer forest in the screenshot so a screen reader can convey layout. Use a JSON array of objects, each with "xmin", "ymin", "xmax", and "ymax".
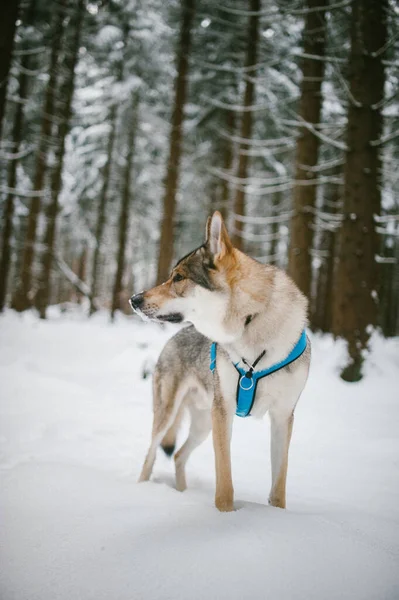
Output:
[{"xmin": 0, "ymin": 0, "xmax": 398, "ymax": 381}]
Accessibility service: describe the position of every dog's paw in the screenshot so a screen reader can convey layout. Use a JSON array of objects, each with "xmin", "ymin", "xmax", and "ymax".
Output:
[
  {"xmin": 215, "ymin": 496, "xmax": 234, "ymax": 512},
  {"xmin": 268, "ymin": 495, "xmax": 286, "ymax": 509}
]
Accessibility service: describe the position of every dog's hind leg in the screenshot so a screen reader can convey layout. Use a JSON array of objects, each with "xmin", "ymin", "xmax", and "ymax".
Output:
[
  {"xmin": 138, "ymin": 373, "xmax": 182, "ymax": 483},
  {"xmin": 174, "ymin": 403, "xmax": 212, "ymax": 492},
  {"xmin": 268, "ymin": 409, "xmax": 294, "ymax": 509},
  {"xmin": 160, "ymin": 402, "xmax": 185, "ymax": 457}
]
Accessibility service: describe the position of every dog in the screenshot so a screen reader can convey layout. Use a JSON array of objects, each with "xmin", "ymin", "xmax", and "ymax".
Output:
[{"xmin": 130, "ymin": 211, "xmax": 310, "ymax": 512}]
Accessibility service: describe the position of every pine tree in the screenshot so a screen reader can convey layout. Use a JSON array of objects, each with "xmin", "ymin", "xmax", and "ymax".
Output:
[
  {"xmin": 231, "ymin": 0, "xmax": 260, "ymax": 251},
  {"xmin": 111, "ymin": 94, "xmax": 139, "ymax": 319},
  {"xmin": 0, "ymin": 0, "xmax": 38, "ymax": 311},
  {"xmin": 156, "ymin": 0, "xmax": 196, "ymax": 285},
  {"xmin": 332, "ymin": 0, "xmax": 387, "ymax": 380},
  {"xmin": 35, "ymin": 0, "xmax": 85, "ymax": 319},
  {"xmin": 287, "ymin": 0, "xmax": 327, "ymax": 299},
  {"xmin": 11, "ymin": 0, "xmax": 67, "ymax": 312},
  {"xmin": 0, "ymin": 0, "xmax": 21, "ymax": 140}
]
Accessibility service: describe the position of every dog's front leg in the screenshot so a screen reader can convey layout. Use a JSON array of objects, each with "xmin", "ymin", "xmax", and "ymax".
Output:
[
  {"xmin": 268, "ymin": 410, "xmax": 294, "ymax": 509},
  {"xmin": 212, "ymin": 377, "xmax": 234, "ymax": 512}
]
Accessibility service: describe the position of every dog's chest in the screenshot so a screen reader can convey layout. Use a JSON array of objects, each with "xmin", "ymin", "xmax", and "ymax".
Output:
[{"xmin": 216, "ymin": 354, "xmax": 303, "ymax": 419}]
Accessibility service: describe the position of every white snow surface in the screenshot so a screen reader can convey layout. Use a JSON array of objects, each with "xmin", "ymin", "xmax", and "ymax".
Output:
[{"xmin": 1, "ymin": 308, "xmax": 399, "ymax": 600}]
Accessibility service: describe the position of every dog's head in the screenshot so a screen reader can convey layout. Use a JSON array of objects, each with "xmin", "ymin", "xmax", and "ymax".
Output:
[{"xmin": 130, "ymin": 212, "xmax": 242, "ymax": 343}]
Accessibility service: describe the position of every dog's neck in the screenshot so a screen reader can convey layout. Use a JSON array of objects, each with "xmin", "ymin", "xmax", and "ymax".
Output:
[{"xmin": 219, "ymin": 262, "xmax": 308, "ymax": 369}]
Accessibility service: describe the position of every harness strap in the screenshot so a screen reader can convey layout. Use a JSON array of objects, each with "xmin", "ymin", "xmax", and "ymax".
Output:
[{"xmin": 210, "ymin": 330, "xmax": 307, "ymax": 418}]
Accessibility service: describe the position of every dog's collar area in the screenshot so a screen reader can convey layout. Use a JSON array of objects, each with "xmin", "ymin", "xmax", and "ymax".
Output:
[
  {"xmin": 241, "ymin": 349, "xmax": 266, "ymax": 379},
  {"xmin": 210, "ymin": 330, "xmax": 307, "ymax": 418}
]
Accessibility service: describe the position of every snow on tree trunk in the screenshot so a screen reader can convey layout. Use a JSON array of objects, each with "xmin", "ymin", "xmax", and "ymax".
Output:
[{"xmin": 332, "ymin": 0, "xmax": 387, "ymax": 381}]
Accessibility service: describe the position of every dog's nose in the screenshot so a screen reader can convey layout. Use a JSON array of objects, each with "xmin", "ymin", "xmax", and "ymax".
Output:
[{"xmin": 130, "ymin": 293, "xmax": 144, "ymax": 310}]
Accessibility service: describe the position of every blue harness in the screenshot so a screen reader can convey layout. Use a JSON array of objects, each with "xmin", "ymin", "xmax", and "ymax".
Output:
[{"xmin": 210, "ymin": 330, "xmax": 307, "ymax": 418}]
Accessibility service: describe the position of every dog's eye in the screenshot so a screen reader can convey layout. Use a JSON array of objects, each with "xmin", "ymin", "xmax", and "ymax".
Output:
[{"xmin": 173, "ymin": 273, "xmax": 184, "ymax": 283}]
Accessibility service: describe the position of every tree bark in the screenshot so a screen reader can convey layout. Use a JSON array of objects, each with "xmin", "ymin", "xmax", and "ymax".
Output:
[
  {"xmin": 76, "ymin": 245, "xmax": 87, "ymax": 305},
  {"xmin": 11, "ymin": 0, "xmax": 66, "ymax": 312},
  {"xmin": 231, "ymin": 0, "xmax": 260, "ymax": 251},
  {"xmin": 89, "ymin": 105, "xmax": 117, "ymax": 315},
  {"xmin": 311, "ymin": 180, "xmax": 341, "ymax": 332},
  {"xmin": 111, "ymin": 95, "xmax": 139, "ymax": 320},
  {"xmin": 35, "ymin": 0, "xmax": 85, "ymax": 319},
  {"xmin": 0, "ymin": 0, "xmax": 38, "ymax": 311},
  {"xmin": 268, "ymin": 191, "xmax": 282, "ymax": 265},
  {"xmin": 287, "ymin": 0, "xmax": 327, "ymax": 299},
  {"xmin": 156, "ymin": 0, "xmax": 196, "ymax": 285},
  {"xmin": 0, "ymin": 0, "xmax": 21, "ymax": 141},
  {"xmin": 331, "ymin": 0, "xmax": 387, "ymax": 381},
  {"xmin": 219, "ymin": 110, "xmax": 236, "ymax": 221}
]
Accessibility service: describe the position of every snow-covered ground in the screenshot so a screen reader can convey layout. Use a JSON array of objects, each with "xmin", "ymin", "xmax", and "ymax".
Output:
[{"xmin": 1, "ymin": 308, "xmax": 399, "ymax": 600}]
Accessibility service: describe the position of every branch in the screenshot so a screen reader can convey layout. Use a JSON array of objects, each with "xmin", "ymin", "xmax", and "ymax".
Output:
[
  {"xmin": 0, "ymin": 145, "xmax": 35, "ymax": 160},
  {"xmin": 233, "ymin": 211, "xmax": 294, "ymax": 225},
  {"xmin": 370, "ymin": 129, "xmax": 399, "ymax": 147},
  {"xmin": 289, "ymin": 111, "xmax": 348, "ymax": 151},
  {"xmin": 292, "ymin": 51, "xmax": 346, "ymax": 64},
  {"xmin": 53, "ymin": 253, "xmax": 99, "ymax": 306},
  {"xmin": 0, "ymin": 185, "xmax": 46, "ymax": 198}
]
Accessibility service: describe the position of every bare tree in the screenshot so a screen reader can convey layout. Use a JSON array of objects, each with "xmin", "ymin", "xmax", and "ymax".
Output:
[{"xmin": 156, "ymin": 0, "xmax": 196, "ymax": 285}]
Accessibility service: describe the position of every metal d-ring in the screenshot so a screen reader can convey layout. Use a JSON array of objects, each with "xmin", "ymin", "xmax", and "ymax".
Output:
[{"xmin": 239, "ymin": 375, "xmax": 254, "ymax": 391}]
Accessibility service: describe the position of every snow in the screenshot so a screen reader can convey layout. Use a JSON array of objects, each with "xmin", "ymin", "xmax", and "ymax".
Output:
[{"xmin": 1, "ymin": 308, "xmax": 399, "ymax": 600}]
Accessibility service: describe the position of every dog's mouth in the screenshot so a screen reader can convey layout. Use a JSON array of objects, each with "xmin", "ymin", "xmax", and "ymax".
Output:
[
  {"xmin": 130, "ymin": 302, "xmax": 183, "ymax": 324},
  {"xmin": 156, "ymin": 312, "xmax": 184, "ymax": 324}
]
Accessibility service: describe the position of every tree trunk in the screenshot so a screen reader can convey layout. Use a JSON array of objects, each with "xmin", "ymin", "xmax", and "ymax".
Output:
[
  {"xmin": 311, "ymin": 180, "xmax": 341, "ymax": 332},
  {"xmin": 156, "ymin": 0, "xmax": 196, "ymax": 285},
  {"xmin": 331, "ymin": 0, "xmax": 387, "ymax": 381},
  {"xmin": 11, "ymin": 0, "xmax": 66, "ymax": 312},
  {"xmin": 0, "ymin": 0, "xmax": 37, "ymax": 310},
  {"xmin": 0, "ymin": 68, "xmax": 27, "ymax": 311},
  {"xmin": 111, "ymin": 95, "xmax": 139, "ymax": 320},
  {"xmin": 231, "ymin": 0, "xmax": 260, "ymax": 251},
  {"xmin": 35, "ymin": 0, "xmax": 85, "ymax": 319},
  {"xmin": 287, "ymin": 0, "xmax": 327, "ymax": 299},
  {"xmin": 268, "ymin": 191, "xmax": 282, "ymax": 265},
  {"xmin": 0, "ymin": 0, "xmax": 21, "ymax": 140},
  {"xmin": 89, "ymin": 106, "xmax": 118, "ymax": 315},
  {"xmin": 77, "ymin": 245, "xmax": 87, "ymax": 305},
  {"xmin": 219, "ymin": 110, "xmax": 236, "ymax": 221}
]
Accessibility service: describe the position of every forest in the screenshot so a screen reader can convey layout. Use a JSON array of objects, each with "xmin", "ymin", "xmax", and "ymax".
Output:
[{"xmin": 0, "ymin": 0, "xmax": 398, "ymax": 381}]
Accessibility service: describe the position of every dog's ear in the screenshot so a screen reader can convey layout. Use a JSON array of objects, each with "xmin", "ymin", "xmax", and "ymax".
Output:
[
  {"xmin": 206, "ymin": 211, "xmax": 233, "ymax": 259},
  {"xmin": 205, "ymin": 216, "xmax": 212, "ymax": 241}
]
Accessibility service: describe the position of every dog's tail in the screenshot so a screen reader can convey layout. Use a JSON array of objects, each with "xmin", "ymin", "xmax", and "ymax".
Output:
[{"xmin": 160, "ymin": 403, "xmax": 185, "ymax": 457}]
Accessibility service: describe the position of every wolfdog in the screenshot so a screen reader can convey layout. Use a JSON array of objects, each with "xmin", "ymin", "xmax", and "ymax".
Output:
[{"xmin": 130, "ymin": 212, "xmax": 310, "ymax": 511}]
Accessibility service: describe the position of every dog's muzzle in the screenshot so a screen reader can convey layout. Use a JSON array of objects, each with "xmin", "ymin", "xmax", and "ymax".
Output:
[{"xmin": 130, "ymin": 293, "xmax": 144, "ymax": 310}]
